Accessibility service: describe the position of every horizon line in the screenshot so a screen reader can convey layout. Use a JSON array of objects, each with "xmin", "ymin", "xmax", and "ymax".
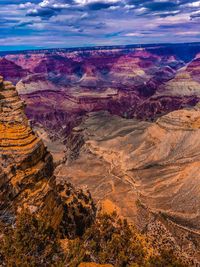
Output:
[{"xmin": 1, "ymin": 41, "xmax": 200, "ymax": 54}]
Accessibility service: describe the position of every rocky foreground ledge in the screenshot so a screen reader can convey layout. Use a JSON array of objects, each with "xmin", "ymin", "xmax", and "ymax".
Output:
[{"xmin": 0, "ymin": 75, "xmax": 95, "ymax": 236}]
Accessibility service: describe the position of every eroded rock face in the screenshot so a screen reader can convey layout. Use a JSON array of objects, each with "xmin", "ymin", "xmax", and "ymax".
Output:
[
  {"xmin": 0, "ymin": 75, "xmax": 54, "ymax": 211},
  {"xmin": 0, "ymin": 76, "xmax": 95, "ymax": 235},
  {"xmin": 5, "ymin": 45, "xmax": 196, "ymax": 140},
  {"xmin": 64, "ymin": 109, "xmax": 200, "ymax": 226},
  {"xmin": 156, "ymin": 71, "xmax": 200, "ymax": 97},
  {"xmin": 55, "ymin": 109, "xmax": 200, "ymax": 262},
  {"xmin": 187, "ymin": 56, "xmax": 200, "ymax": 82},
  {"xmin": 0, "ymin": 58, "xmax": 29, "ymax": 85}
]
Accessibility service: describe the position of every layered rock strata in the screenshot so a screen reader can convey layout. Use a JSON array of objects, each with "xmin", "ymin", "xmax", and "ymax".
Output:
[
  {"xmin": 0, "ymin": 75, "xmax": 54, "ymax": 213},
  {"xmin": 1, "ymin": 44, "xmax": 200, "ymax": 133},
  {"xmin": 156, "ymin": 71, "xmax": 200, "ymax": 97},
  {"xmin": 0, "ymin": 75, "xmax": 95, "ymax": 235},
  {"xmin": 0, "ymin": 58, "xmax": 29, "ymax": 84}
]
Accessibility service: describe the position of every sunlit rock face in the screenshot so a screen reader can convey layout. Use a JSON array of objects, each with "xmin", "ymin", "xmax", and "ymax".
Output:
[
  {"xmin": 57, "ymin": 109, "xmax": 200, "ymax": 222},
  {"xmin": 55, "ymin": 108, "xmax": 200, "ymax": 261},
  {"xmin": 0, "ymin": 76, "xmax": 95, "ymax": 235},
  {"xmin": 0, "ymin": 75, "xmax": 52, "ymax": 214}
]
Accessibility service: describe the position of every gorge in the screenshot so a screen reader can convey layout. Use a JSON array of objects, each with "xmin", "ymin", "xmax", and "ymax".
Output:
[{"xmin": 1, "ymin": 43, "xmax": 200, "ymax": 265}]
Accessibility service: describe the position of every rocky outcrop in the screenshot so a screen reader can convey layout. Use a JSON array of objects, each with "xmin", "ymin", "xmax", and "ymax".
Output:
[
  {"xmin": 0, "ymin": 75, "xmax": 95, "ymax": 235},
  {"xmin": 157, "ymin": 71, "xmax": 200, "ymax": 97},
  {"xmin": 186, "ymin": 56, "xmax": 200, "ymax": 82},
  {"xmin": 0, "ymin": 75, "xmax": 51, "ymax": 214},
  {"xmin": 0, "ymin": 58, "xmax": 29, "ymax": 85},
  {"xmin": 16, "ymin": 73, "xmax": 64, "ymax": 94}
]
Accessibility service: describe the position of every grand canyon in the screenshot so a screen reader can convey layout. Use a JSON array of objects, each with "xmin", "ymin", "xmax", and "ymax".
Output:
[{"xmin": 1, "ymin": 42, "xmax": 200, "ymax": 266}]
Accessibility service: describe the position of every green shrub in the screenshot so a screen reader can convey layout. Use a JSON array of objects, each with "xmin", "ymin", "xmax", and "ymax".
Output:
[
  {"xmin": 0, "ymin": 210, "xmax": 187, "ymax": 267},
  {"xmin": 0, "ymin": 210, "xmax": 64, "ymax": 267},
  {"xmin": 65, "ymin": 212, "xmax": 186, "ymax": 267}
]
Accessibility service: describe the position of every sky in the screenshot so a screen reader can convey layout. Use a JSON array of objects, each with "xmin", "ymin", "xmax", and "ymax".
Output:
[{"xmin": 0, "ymin": 0, "xmax": 200, "ymax": 51}]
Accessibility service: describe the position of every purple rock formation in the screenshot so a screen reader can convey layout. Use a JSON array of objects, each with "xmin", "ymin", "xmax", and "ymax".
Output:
[{"xmin": 1, "ymin": 43, "xmax": 200, "ymax": 139}]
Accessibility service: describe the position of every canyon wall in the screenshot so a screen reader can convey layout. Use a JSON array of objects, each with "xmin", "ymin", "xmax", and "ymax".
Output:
[
  {"xmin": 0, "ymin": 75, "xmax": 95, "ymax": 236},
  {"xmin": 0, "ymin": 44, "xmax": 199, "ymax": 138}
]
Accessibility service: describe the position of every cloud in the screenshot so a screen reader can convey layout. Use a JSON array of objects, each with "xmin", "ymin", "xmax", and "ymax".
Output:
[
  {"xmin": 26, "ymin": 0, "xmax": 122, "ymax": 17},
  {"xmin": 74, "ymin": 0, "xmax": 120, "ymax": 5},
  {"xmin": 176, "ymin": 30, "xmax": 200, "ymax": 35},
  {"xmin": 24, "ymin": 0, "xmax": 200, "ymax": 19},
  {"xmin": 184, "ymin": 0, "xmax": 200, "ymax": 7},
  {"xmin": 1, "ymin": 0, "xmax": 200, "ymax": 50},
  {"xmin": 87, "ymin": 2, "xmax": 118, "ymax": 10},
  {"xmin": 190, "ymin": 10, "xmax": 200, "ymax": 18},
  {"xmin": 19, "ymin": 2, "xmax": 34, "ymax": 9},
  {"xmin": 27, "ymin": 8, "xmax": 55, "ymax": 18},
  {"xmin": 26, "ymin": 0, "xmax": 71, "ymax": 18},
  {"xmin": 145, "ymin": 1, "xmax": 178, "ymax": 11},
  {"xmin": 39, "ymin": 0, "xmax": 69, "ymax": 9}
]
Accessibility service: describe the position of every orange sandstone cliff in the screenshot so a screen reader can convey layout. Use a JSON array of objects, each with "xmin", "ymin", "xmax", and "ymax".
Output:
[{"xmin": 0, "ymin": 75, "xmax": 95, "ymax": 235}]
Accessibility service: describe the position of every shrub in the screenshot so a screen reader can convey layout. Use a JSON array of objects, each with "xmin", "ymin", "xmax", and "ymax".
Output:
[
  {"xmin": 0, "ymin": 210, "xmax": 65, "ymax": 267},
  {"xmin": 65, "ymin": 212, "xmax": 186, "ymax": 267},
  {"xmin": 0, "ymin": 210, "xmax": 187, "ymax": 267}
]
